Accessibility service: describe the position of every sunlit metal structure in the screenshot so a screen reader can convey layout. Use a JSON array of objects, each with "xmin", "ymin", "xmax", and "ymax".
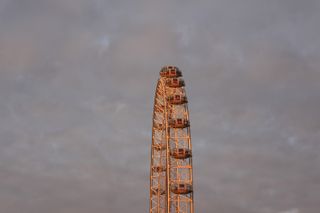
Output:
[{"xmin": 150, "ymin": 66, "xmax": 194, "ymax": 213}]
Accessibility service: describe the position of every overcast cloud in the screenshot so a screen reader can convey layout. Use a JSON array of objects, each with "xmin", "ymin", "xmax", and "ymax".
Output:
[{"xmin": 0, "ymin": 0, "xmax": 320, "ymax": 213}]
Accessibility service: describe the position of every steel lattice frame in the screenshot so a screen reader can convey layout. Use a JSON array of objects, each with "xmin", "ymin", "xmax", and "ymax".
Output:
[{"xmin": 150, "ymin": 66, "xmax": 194, "ymax": 213}]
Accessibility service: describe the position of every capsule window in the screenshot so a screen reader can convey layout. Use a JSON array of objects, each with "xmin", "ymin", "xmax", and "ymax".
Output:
[
  {"xmin": 179, "ymin": 184, "xmax": 184, "ymax": 188},
  {"xmin": 173, "ymin": 79, "xmax": 178, "ymax": 83},
  {"xmin": 175, "ymin": 95, "xmax": 180, "ymax": 100}
]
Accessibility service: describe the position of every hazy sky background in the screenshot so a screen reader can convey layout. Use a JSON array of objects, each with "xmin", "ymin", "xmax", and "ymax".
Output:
[{"xmin": 1, "ymin": 0, "xmax": 320, "ymax": 213}]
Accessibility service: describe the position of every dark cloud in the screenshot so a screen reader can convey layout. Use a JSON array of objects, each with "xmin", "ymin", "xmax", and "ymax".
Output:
[{"xmin": 0, "ymin": 0, "xmax": 319, "ymax": 212}]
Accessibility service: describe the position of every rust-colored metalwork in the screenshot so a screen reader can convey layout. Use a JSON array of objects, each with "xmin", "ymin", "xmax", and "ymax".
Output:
[{"xmin": 150, "ymin": 66, "xmax": 194, "ymax": 213}]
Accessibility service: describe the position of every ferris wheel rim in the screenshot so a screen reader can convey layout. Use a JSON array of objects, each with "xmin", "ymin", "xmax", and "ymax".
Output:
[{"xmin": 150, "ymin": 66, "xmax": 194, "ymax": 213}]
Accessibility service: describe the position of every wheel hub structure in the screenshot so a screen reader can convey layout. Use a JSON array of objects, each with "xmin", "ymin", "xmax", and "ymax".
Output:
[{"xmin": 150, "ymin": 66, "xmax": 194, "ymax": 213}]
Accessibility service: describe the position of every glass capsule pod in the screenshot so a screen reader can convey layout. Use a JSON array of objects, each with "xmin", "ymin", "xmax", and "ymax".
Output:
[
  {"xmin": 170, "ymin": 148, "xmax": 192, "ymax": 159},
  {"xmin": 166, "ymin": 78, "xmax": 185, "ymax": 88},
  {"xmin": 160, "ymin": 66, "xmax": 182, "ymax": 78},
  {"xmin": 167, "ymin": 94, "xmax": 188, "ymax": 105},
  {"xmin": 168, "ymin": 118, "xmax": 190, "ymax": 128},
  {"xmin": 170, "ymin": 183, "xmax": 193, "ymax": 194}
]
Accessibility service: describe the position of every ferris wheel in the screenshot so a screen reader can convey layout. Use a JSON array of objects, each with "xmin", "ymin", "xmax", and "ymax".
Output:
[{"xmin": 150, "ymin": 66, "xmax": 194, "ymax": 213}]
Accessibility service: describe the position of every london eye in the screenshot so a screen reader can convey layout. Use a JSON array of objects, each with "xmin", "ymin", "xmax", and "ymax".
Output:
[{"xmin": 150, "ymin": 66, "xmax": 194, "ymax": 213}]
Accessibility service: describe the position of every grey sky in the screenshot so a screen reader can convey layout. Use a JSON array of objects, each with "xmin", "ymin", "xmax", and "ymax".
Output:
[{"xmin": 0, "ymin": 0, "xmax": 320, "ymax": 213}]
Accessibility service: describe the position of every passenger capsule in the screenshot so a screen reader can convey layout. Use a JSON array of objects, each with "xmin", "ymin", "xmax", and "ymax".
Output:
[
  {"xmin": 166, "ymin": 78, "xmax": 185, "ymax": 88},
  {"xmin": 170, "ymin": 148, "xmax": 192, "ymax": 159},
  {"xmin": 167, "ymin": 94, "xmax": 188, "ymax": 105},
  {"xmin": 168, "ymin": 118, "xmax": 189, "ymax": 128},
  {"xmin": 170, "ymin": 183, "xmax": 193, "ymax": 194},
  {"xmin": 160, "ymin": 66, "xmax": 182, "ymax": 78}
]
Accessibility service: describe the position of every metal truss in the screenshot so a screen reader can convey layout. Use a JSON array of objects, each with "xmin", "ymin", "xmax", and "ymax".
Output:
[{"xmin": 150, "ymin": 66, "xmax": 194, "ymax": 213}]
